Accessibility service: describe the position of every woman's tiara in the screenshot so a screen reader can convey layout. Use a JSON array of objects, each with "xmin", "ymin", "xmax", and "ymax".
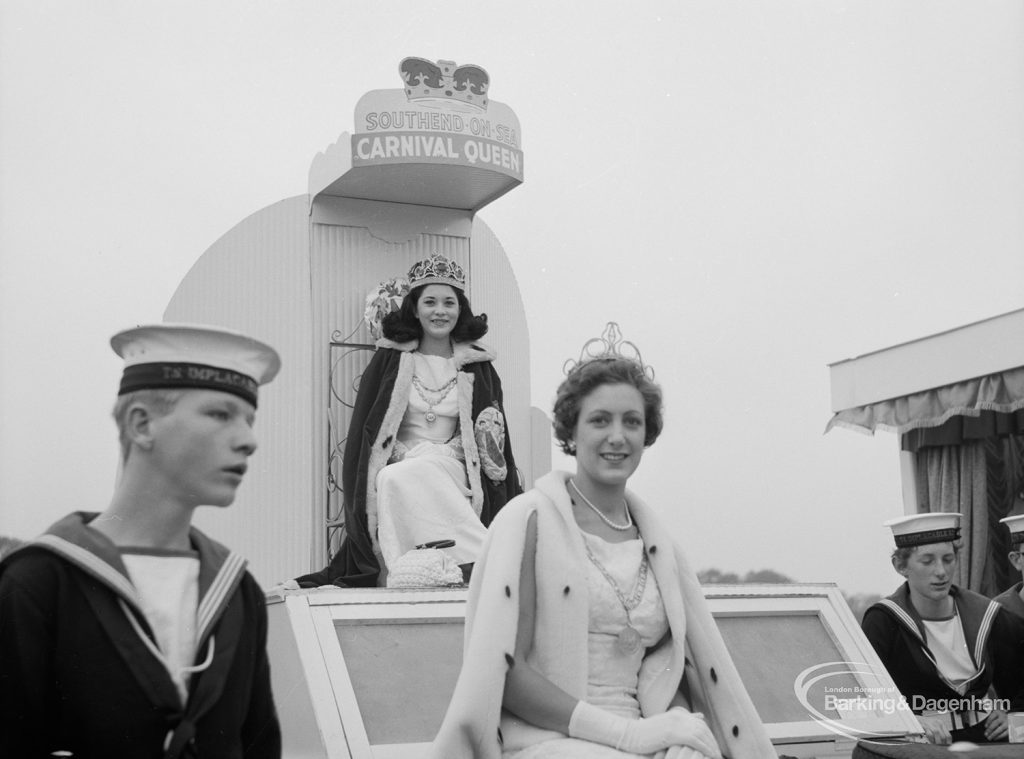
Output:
[{"xmin": 563, "ymin": 322, "xmax": 655, "ymax": 380}]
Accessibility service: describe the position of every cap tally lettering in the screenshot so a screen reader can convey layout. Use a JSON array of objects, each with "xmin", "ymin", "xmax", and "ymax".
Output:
[{"xmin": 120, "ymin": 362, "xmax": 259, "ymax": 406}]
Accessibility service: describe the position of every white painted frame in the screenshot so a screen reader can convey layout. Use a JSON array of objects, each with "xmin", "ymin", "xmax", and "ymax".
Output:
[
  {"xmin": 703, "ymin": 584, "xmax": 923, "ymax": 746},
  {"xmin": 275, "ymin": 584, "xmax": 921, "ymax": 758},
  {"xmin": 290, "ymin": 588, "xmax": 470, "ymax": 759}
]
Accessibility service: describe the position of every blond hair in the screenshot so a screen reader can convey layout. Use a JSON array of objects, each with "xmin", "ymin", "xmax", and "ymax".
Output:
[{"xmin": 112, "ymin": 389, "xmax": 183, "ymax": 462}]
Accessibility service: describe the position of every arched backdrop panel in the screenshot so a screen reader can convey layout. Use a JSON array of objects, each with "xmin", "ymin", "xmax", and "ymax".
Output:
[{"xmin": 165, "ymin": 194, "xmax": 539, "ymax": 586}]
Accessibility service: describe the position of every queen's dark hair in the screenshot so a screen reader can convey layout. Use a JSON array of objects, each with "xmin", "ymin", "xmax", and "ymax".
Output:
[
  {"xmin": 381, "ymin": 284, "xmax": 488, "ymax": 344},
  {"xmin": 552, "ymin": 357, "xmax": 663, "ymax": 455}
]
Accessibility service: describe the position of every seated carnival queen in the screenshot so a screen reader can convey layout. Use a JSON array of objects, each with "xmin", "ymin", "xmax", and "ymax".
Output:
[
  {"xmin": 429, "ymin": 324, "xmax": 774, "ymax": 759},
  {"xmin": 295, "ymin": 254, "xmax": 521, "ymax": 588}
]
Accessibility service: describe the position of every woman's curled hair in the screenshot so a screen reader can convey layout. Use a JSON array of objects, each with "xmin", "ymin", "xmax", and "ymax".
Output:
[{"xmin": 552, "ymin": 357, "xmax": 663, "ymax": 455}]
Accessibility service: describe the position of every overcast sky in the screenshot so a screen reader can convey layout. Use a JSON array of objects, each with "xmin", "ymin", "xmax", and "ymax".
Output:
[{"xmin": 2, "ymin": 1, "xmax": 1023, "ymax": 595}]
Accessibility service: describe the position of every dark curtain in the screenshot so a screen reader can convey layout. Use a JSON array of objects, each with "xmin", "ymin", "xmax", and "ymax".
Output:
[
  {"xmin": 984, "ymin": 434, "xmax": 1024, "ymax": 595},
  {"xmin": 912, "ymin": 442, "xmax": 987, "ymax": 592},
  {"xmin": 905, "ymin": 414, "xmax": 1024, "ymax": 597}
]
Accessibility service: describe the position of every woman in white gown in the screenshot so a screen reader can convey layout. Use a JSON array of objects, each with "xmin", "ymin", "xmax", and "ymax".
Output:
[
  {"xmin": 294, "ymin": 254, "xmax": 520, "ymax": 588},
  {"xmin": 429, "ymin": 337, "xmax": 774, "ymax": 758}
]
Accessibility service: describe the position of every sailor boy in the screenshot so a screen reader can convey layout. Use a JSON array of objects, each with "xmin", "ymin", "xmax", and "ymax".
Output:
[
  {"xmin": 861, "ymin": 512, "xmax": 1024, "ymax": 744},
  {"xmin": 0, "ymin": 324, "xmax": 282, "ymax": 758},
  {"xmin": 995, "ymin": 511, "xmax": 1024, "ymax": 620}
]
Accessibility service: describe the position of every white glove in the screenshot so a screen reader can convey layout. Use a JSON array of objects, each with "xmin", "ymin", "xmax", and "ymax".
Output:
[
  {"xmin": 622, "ymin": 709, "xmax": 722, "ymax": 758},
  {"xmin": 568, "ymin": 702, "xmax": 722, "ymax": 758}
]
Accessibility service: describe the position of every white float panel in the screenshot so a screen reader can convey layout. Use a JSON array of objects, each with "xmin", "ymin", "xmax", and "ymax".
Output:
[
  {"xmin": 267, "ymin": 584, "xmax": 917, "ymax": 759},
  {"xmin": 165, "ymin": 196, "xmax": 314, "ymax": 587}
]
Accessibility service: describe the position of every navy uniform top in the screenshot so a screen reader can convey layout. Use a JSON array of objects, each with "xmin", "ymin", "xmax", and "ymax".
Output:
[
  {"xmin": 0, "ymin": 512, "xmax": 281, "ymax": 758},
  {"xmin": 994, "ymin": 581, "xmax": 1024, "ymax": 621},
  {"xmin": 862, "ymin": 583, "xmax": 1024, "ymax": 719}
]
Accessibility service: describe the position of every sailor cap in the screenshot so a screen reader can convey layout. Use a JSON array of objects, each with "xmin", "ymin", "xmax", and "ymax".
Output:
[
  {"xmin": 111, "ymin": 323, "xmax": 281, "ymax": 407},
  {"xmin": 884, "ymin": 512, "xmax": 961, "ymax": 548},
  {"xmin": 999, "ymin": 514, "xmax": 1024, "ymax": 547}
]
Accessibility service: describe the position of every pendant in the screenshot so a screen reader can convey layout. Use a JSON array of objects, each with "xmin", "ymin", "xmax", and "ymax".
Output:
[
  {"xmin": 425, "ymin": 411, "xmax": 437, "ymax": 424},
  {"xmin": 616, "ymin": 625, "xmax": 642, "ymax": 656}
]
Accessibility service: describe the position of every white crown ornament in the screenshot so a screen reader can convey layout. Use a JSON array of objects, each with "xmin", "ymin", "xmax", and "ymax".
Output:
[{"xmin": 400, "ymin": 57, "xmax": 489, "ymax": 111}]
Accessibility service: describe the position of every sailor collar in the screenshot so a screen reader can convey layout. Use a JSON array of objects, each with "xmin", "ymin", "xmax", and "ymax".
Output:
[
  {"xmin": 24, "ymin": 512, "xmax": 248, "ymax": 646},
  {"xmin": 875, "ymin": 582, "xmax": 999, "ymax": 684}
]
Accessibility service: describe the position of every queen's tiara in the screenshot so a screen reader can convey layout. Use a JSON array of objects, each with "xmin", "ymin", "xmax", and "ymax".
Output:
[{"xmin": 407, "ymin": 254, "xmax": 466, "ymax": 291}]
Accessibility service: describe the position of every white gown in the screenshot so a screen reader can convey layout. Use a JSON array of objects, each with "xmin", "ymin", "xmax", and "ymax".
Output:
[
  {"xmin": 375, "ymin": 352, "xmax": 488, "ymax": 571},
  {"xmin": 504, "ymin": 533, "xmax": 671, "ymax": 758}
]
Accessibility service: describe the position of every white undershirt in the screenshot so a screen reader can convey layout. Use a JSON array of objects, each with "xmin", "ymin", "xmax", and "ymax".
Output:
[
  {"xmin": 922, "ymin": 612, "xmax": 976, "ymax": 694},
  {"xmin": 121, "ymin": 549, "xmax": 200, "ymax": 703}
]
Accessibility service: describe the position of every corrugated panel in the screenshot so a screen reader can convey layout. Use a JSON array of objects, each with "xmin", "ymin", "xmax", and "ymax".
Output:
[
  {"xmin": 308, "ymin": 221, "xmax": 470, "ymax": 568},
  {"xmin": 470, "ymin": 219, "xmax": 539, "ymax": 487},
  {"xmin": 164, "ymin": 195, "xmax": 313, "ymax": 588}
]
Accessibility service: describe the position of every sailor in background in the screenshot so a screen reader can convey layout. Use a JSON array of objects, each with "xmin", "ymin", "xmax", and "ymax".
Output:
[
  {"xmin": 994, "ymin": 509, "xmax": 1024, "ymax": 620},
  {"xmin": 861, "ymin": 512, "xmax": 1024, "ymax": 746},
  {"xmin": 0, "ymin": 324, "xmax": 282, "ymax": 758}
]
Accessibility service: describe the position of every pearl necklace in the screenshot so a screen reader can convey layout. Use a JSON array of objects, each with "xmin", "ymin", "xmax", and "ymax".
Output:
[{"xmin": 569, "ymin": 479, "xmax": 633, "ymax": 531}]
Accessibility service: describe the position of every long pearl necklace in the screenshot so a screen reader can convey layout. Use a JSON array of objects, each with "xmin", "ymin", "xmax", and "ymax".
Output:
[{"xmin": 569, "ymin": 479, "xmax": 633, "ymax": 531}]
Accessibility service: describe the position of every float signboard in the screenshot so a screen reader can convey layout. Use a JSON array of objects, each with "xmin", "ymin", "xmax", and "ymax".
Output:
[
  {"xmin": 310, "ymin": 56, "xmax": 524, "ymax": 211},
  {"xmin": 352, "ymin": 58, "xmax": 523, "ymax": 182}
]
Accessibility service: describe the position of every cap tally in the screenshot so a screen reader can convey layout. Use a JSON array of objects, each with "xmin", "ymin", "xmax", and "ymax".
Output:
[
  {"xmin": 885, "ymin": 512, "xmax": 962, "ymax": 548},
  {"xmin": 111, "ymin": 323, "xmax": 281, "ymax": 408},
  {"xmin": 1000, "ymin": 514, "xmax": 1024, "ymax": 547}
]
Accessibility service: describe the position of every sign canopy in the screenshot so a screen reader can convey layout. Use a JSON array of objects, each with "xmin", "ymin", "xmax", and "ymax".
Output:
[
  {"xmin": 826, "ymin": 307, "xmax": 1024, "ymax": 435},
  {"xmin": 310, "ymin": 57, "xmax": 524, "ymax": 212}
]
